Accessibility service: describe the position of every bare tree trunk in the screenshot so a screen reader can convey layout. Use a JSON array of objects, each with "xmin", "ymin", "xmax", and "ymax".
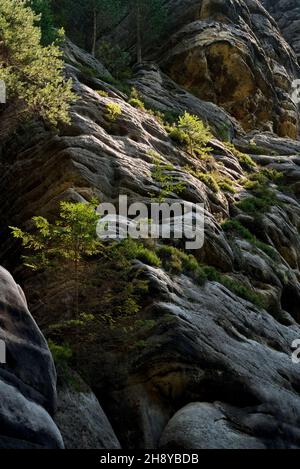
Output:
[
  {"xmin": 74, "ymin": 257, "xmax": 79, "ymax": 318},
  {"xmin": 136, "ymin": 0, "xmax": 142, "ymax": 64},
  {"xmin": 91, "ymin": 7, "xmax": 97, "ymax": 57}
]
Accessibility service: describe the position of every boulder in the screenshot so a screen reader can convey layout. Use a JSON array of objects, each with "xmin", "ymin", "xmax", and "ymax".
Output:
[
  {"xmin": 55, "ymin": 370, "xmax": 121, "ymax": 449},
  {"xmin": 0, "ymin": 267, "xmax": 63, "ymax": 448},
  {"xmin": 160, "ymin": 402, "xmax": 266, "ymax": 449}
]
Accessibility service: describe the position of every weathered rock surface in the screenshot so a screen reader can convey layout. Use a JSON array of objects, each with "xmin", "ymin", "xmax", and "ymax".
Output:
[
  {"xmin": 1, "ymin": 44, "xmax": 300, "ymax": 446},
  {"xmin": 107, "ymin": 0, "xmax": 300, "ymax": 137},
  {"xmin": 263, "ymin": 0, "xmax": 300, "ymax": 62},
  {"xmin": 158, "ymin": 0, "xmax": 299, "ymax": 137},
  {"xmin": 131, "ymin": 63, "xmax": 240, "ymax": 139},
  {"xmin": 63, "ymin": 38, "xmax": 112, "ymax": 81},
  {"xmin": 55, "ymin": 370, "xmax": 121, "ymax": 449},
  {"xmin": 1, "ymin": 1, "xmax": 300, "ymax": 449},
  {"xmin": 160, "ymin": 402, "xmax": 266, "ymax": 449},
  {"xmin": 0, "ymin": 267, "xmax": 63, "ymax": 449},
  {"xmin": 89, "ymin": 269, "xmax": 300, "ymax": 449}
]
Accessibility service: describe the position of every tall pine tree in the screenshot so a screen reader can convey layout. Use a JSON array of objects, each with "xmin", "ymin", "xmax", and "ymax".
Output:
[{"xmin": 0, "ymin": 0, "xmax": 75, "ymax": 127}]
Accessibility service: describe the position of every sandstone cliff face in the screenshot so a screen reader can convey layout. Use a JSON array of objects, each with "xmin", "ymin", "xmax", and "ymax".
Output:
[
  {"xmin": 158, "ymin": 0, "xmax": 300, "ymax": 137},
  {"xmin": 1, "ymin": 0, "xmax": 300, "ymax": 450},
  {"xmin": 106, "ymin": 0, "xmax": 300, "ymax": 137}
]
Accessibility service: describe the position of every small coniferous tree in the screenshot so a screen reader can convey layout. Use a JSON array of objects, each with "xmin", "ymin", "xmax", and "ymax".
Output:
[
  {"xmin": 178, "ymin": 112, "xmax": 212, "ymax": 156},
  {"xmin": 10, "ymin": 200, "xmax": 102, "ymax": 317},
  {"xmin": 0, "ymin": 0, "xmax": 75, "ymax": 127}
]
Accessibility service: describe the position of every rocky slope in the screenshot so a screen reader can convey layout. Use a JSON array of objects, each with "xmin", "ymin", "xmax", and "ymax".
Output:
[{"xmin": 1, "ymin": 0, "xmax": 300, "ymax": 449}]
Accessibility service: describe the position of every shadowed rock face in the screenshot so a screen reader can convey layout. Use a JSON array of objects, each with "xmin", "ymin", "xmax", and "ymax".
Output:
[
  {"xmin": 0, "ymin": 267, "xmax": 63, "ymax": 449},
  {"xmin": 1, "ymin": 1, "xmax": 300, "ymax": 449},
  {"xmin": 87, "ymin": 268, "xmax": 300, "ymax": 449},
  {"xmin": 54, "ymin": 369, "xmax": 121, "ymax": 449},
  {"xmin": 262, "ymin": 0, "xmax": 300, "ymax": 63}
]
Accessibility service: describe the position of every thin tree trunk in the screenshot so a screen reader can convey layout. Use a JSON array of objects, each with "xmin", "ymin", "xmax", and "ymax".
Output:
[
  {"xmin": 136, "ymin": 0, "xmax": 142, "ymax": 64},
  {"xmin": 73, "ymin": 254, "xmax": 80, "ymax": 364},
  {"xmin": 75, "ymin": 257, "xmax": 79, "ymax": 318},
  {"xmin": 91, "ymin": 7, "xmax": 97, "ymax": 57}
]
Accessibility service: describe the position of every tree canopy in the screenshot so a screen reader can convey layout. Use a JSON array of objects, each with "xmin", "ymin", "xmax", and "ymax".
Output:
[
  {"xmin": 27, "ymin": 0, "xmax": 57, "ymax": 45},
  {"xmin": 0, "ymin": 0, "xmax": 75, "ymax": 127},
  {"xmin": 49, "ymin": 0, "xmax": 166, "ymax": 63}
]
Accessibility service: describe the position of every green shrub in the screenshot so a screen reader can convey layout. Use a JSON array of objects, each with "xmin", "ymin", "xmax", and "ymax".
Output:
[
  {"xmin": 168, "ymin": 112, "xmax": 213, "ymax": 158},
  {"xmin": 157, "ymin": 245, "xmax": 198, "ymax": 274},
  {"xmin": 201, "ymin": 265, "xmax": 222, "ymax": 282},
  {"xmin": 225, "ymin": 143, "xmax": 256, "ymax": 169},
  {"xmin": 244, "ymin": 169, "xmax": 283, "ymax": 191},
  {"xmin": 162, "ymin": 111, "xmax": 180, "ymax": 125},
  {"xmin": 182, "ymin": 254, "xmax": 199, "ymax": 272},
  {"xmin": 120, "ymin": 239, "xmax": 161, "ymax": 267},
  {"xmin": 235, "ymin": 152, "xmax": 256, "ymax": 169},
  {"xmin": 129, "ymin": 98, "xmax": 145, "ymax": 110},
  {"xmin": 195, "ymin": 267, "xmax": 208, "ymax": 285},
  {"xmin": 147, "ymin": 149, "xmax": 161, "ymax": 160},
  {"xmin": 223, "ymin": 219, "xmax": 251, "ymax": 239},
  {"xmin": 137, "ymin": 248, "xmax": 161, "ymax": 267},
  {"xmin": 0, "ymin": 0, "xmax": 75, "ymax": 127},
  {"xmin": 148, "ymin": 109, "xmax": 166, "ymax": 126},
  {"xmin": 99, "ymin": 75, "xmax": 131, "ymax": 95},
  {"xmin": 156, "ymin": 243, "xmax": 267, "ymax": 309},
  {"xmin": 247, "ymin": 142, "xmax": 279, "ymax": 156},
  {"xmin": 156, "ymin": 245, "xmax": 183, "ymax": 273},
  {"xmin": 150, "ymin": 152, "xmax": 186, "ymax": 202},
  {"xmin": 237, "ymin": 185, "xmax": 279, "ymax": 215},
  {"xmin": 177, "ymin": 112, "xmax": 213, "ymax": 156},
  {"xmin": 48, "ymin": 340, "xmax": 72, "ymax": 369},
  {"xmin": 97, "ymin": 41, "xmax": 131, "ymax": 80},
  {"xmin": 78, "ymin": 64, "xmax": 98, "ymax": 78},
  {"xmin": 222, "ymin": 219, "xmax": 278, "ymax": 260},
  {"xmin": 197, "ymin": 173, "xmax": 219, "ymax": 193},
  {"xmin": 193, "ymin": 263, "xmax": 265, "ymax": 308},
  {"xmin": 218, "ymin": 122, "xmax": 231, "ymax": 141},
  {"xmin": 142, "ymin": 105, "xmax": 180, "ymax": 127},
  {"xmin": 280, "ymin": 184, "xmax": 296, "ymax": 195},
  {"xmin": 244, "ymin": 180, "xmax": 264, "ymax": 191},
  {"xmin": 128, "ymin": 88, "xmax": 145, "ymax": 110},
  {"xmin": 218, "ymin": 180, "xmax": 236, "ymax": 194},
  {"xmin": 237, "ymin": 197, "xmax": 267, "ymax": 214},
  {"xmin": 135, "ymin": 340, "xmax": 147, "ymax": 350},
  {"xmin": 221, "ymin": 276, "xmax": 266, "ymax": 309},
  {"xmin": 97, "ymin": 90, "xmax": 109, "ymax": 97},
  {"xmin": 105, "ymin": 102, "xmax": 122, "ymax": 121},
  {"xmin": 169, "ymin": 126, "xmax": 190, "ymax": 145},
  {"xmin": 10, "ymin": 200, "xmax": 102, "ymax": 317},
  {"xmin": 261, "ymin": 168, "xmax": 283, "ymax": 183}
]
